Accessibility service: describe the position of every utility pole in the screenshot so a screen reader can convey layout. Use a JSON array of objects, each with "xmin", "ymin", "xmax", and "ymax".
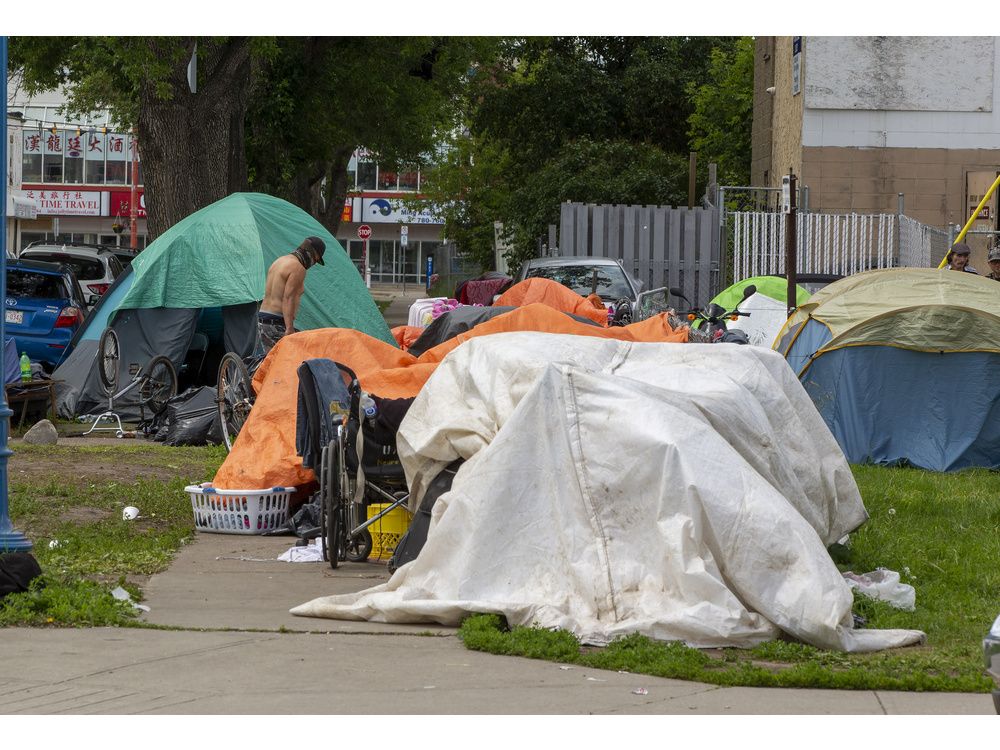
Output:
[
  {"xmin": 0, "ymin": 36, "xmax": 32, "ymax": 552},
  {"xmin": 688, "ymin": 152, "xmax": 697, "ymax": 209},
  {"xmin": 784, "ymin": 169, "xmax": 798, "ymax": 318}
]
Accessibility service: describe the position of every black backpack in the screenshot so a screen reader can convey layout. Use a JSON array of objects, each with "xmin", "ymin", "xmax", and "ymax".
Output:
[{"xmin": 0, "ymin": 552, "xmax": 43, "ymax": 600}]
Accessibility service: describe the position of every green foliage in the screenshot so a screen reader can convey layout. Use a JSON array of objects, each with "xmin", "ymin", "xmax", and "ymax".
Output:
[
  {"xmin": 420, "ymin": 36, "xmax": 746, "ymax": 270},
  {"xmin": 688, "ymin": 37, "xmax": 755, "ymax": 185},
  {"xmin": 458, "ymin": 462, "xmax": 1000, "ymax": 693},
  {"xmin": 246, "ymin": 37, "xmax": 486, "ymax": 229},
  {"xmin": 0, "ymin": 576, "xmax": 137, "ymax": 627}
]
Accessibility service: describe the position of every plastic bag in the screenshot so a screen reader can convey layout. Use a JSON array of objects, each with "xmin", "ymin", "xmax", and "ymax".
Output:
[
  {"xmin": 159, "ymin": 386, "xmax": 223, "ymax": 446},
  {"xmin": 843, "ymin": 568, "xmax": 916, "ymax": 611}
]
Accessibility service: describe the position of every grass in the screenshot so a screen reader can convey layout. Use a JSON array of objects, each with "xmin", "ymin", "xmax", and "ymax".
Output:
[
  {"xmin": 2, "ymin": 444, "xmax": 997, "ymax": 691},
  {"xmin": 458, "ymin": 464, "xmax": 1000, "ymax": 693},
  {"xmin": 1, "ymin": 443, "xmax": 226, "ymax": 627}
]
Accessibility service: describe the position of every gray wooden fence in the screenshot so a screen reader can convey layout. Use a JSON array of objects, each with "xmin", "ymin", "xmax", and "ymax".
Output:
[{"xmin": 558, "ymin": 202, "xmax": 722, "ymax": 307}]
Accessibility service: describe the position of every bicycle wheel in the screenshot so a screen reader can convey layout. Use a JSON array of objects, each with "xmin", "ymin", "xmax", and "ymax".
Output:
[
  {"xmin": 140, "ymin": 356, "xmax": 177, "ymax": 416},
  {"xmin": 97, "ymin": 327, "xmax": 120, "ymax": 394},
  {"xmin": 217, "ymin": 352, "xmax": 253, "ymax": 452}
]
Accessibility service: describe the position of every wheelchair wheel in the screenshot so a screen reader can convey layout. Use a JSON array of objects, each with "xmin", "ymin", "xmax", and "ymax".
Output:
[
  {"xmin": 323, "ymin": 441, "xmax": 342, "ymax": 569},
  {"xmin": 97, "ymin": 327, "xmax": 120, "ymax": 395},
  {"xmin": 140, "ymin": 356, "xmax": 177, "ymax": 416},
  {"xmin": 218, "ymin": 352, "xmax": 253, "ymax": 452},
  {"xmin": 345, "ymin": 528, "xmax": 372, "ymax": 563}
]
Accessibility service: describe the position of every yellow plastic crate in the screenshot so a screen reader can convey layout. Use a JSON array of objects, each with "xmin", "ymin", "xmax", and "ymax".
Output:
[{"xmin": 366, "ymin": 502, "xmax": 413, "ymax": 561}]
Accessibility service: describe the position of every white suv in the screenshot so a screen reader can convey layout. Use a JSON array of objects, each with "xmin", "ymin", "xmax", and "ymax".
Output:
[{"xmin": 19, "ymin": 243, "xmax": 125, "ymax": 307}]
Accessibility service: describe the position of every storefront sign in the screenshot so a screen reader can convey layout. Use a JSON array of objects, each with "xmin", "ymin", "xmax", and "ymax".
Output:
[
  {"xmin": 109, "ymin": 190, "xmax": 147, "ymax": 218},
  {"xmin": 25, "ymin": 189, "xmax": 103, "ymax": 217},
  {"xmin": 361, "ymin": 197, "xmax": 443, "ymax": 225}
]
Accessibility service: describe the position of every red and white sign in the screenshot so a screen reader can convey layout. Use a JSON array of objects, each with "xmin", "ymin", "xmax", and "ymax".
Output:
[
  {"xmin": 24, "ymin": 189, "xmax": 103, "ymax": 217},
  {"xmin": 357, "ymin": 224, "xmax": 372, "ymax": 240},
  {"xmin": 109, "ymin": 189, "xmax": 147, "ymax": 218}
]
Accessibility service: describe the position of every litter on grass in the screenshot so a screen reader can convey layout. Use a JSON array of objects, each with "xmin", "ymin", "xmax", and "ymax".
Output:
[{"xmin": 843, "ymin": 569, "xmax": 916, "ymax": 611}]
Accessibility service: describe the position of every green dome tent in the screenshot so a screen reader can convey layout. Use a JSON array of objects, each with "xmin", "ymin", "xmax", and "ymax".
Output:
[
  {"xmin": 702, "ymin": 276, "xmax": 811, "ymax": 347},
  {"xmin": 54, "ymin": 193, "xmax": 394, "ymax": 420}
]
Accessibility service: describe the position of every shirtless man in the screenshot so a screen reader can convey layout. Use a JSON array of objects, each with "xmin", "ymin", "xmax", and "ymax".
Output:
[{"xmin": 258, "ymin": 236, "xmax": 325, "ymax": 352}]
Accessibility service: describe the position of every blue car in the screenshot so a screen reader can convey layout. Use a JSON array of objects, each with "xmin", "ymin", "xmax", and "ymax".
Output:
[{"xmin": 4, "ymin": 259, "xmax": 88, "ymax": 373}]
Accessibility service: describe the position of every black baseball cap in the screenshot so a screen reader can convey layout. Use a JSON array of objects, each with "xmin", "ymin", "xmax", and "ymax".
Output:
[
  {"xmin": 950, "ymin": 242, "xmax": 971, "ymax": 256},
  {"xmin": 304, "ymin": 236, "xmax": 326, "ymax": 265}
]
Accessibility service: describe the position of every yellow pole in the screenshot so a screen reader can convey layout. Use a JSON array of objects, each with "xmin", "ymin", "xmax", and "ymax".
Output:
[{"xmin": 938, "ymin": 172, "xmax": 1000, "ymax": 268}]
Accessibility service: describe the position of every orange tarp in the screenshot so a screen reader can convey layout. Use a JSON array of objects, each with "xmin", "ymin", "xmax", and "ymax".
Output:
[
  {"xmin": 391, "ymin": 325, "xmax": 424, "ymax": 351},
  {"xmin": 495, "ymin": 277, "xmax": 610, "ymax": 326},
  {"xmin": 212, "ymin": 303, "xmax": 688, "ymax": 490}
]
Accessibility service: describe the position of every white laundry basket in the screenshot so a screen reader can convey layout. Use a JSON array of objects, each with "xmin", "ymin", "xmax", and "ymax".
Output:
[{"xmin": 186, "ymin": 484, "xmax": 295, "ymax": 535}]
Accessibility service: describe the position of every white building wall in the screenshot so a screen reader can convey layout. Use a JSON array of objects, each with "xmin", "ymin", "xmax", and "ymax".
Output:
[{"xmin": 802, "ymin": 36, "xmax": 1000, "ymax": 149}]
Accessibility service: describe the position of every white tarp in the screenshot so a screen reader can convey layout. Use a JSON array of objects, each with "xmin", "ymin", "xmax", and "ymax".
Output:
[
  {"xmin": 734, "ymin": 291, "xmax": 793, "ymax": 348},
  {"xmin": 292, "ymin": 334, "xmax": 925, "ymax": 652}
]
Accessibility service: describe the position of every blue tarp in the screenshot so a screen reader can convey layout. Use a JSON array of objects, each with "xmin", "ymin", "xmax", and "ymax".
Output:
[{"xmin": 800, "ymin": 345, "xmax": 1000, "ymax": 471}]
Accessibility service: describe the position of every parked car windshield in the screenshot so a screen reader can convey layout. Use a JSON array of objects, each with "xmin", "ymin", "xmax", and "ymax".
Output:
[
  {"xmin": 22, "ymin": 253, "xmax": 104, "ymax": 280},
  {"xmin": 7, "ymin": 270, "xmax": 69, "ymax": 300},
  {"xmin": 526, "ymin": 264, "xmax": 633, "ymax": 300}
]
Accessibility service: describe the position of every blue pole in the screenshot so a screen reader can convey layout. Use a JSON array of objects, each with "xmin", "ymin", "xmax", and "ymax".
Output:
[{"xmin": 0, "ymin": 36, "xmax": 32, "ymax": 552}]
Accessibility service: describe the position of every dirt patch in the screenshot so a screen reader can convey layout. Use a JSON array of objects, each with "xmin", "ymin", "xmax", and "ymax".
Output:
[
  {"xmin": 58, "ymin": 506, "xmax": 114, "ymax": 525},
  {"xmin": 8, "ymin": 441, "xmax": 214, "ymax": 488}
]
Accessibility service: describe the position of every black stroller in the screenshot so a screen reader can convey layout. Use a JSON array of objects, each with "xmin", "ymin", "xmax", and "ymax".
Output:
[{"xmin": 296, "ymin": 359, "xmax": 412, "ymax": 569}]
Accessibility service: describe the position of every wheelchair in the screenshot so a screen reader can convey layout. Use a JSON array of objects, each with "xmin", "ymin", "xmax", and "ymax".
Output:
[{"xmin": 296, "ymin": 359, "xmax": 410, "ymax": 569}]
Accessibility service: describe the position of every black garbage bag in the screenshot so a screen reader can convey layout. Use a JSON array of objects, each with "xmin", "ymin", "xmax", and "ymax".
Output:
[
  {"xmin": 388, "ymin": 459, "xmax": 463, "ymax": 573},
  {"xmin": 262, "ymin": 493, "xmax": 322, "ymax": 539},
  {"xmin": 0, "ymin": 551, "xmax": 43, "ymax": 600},
  {"xmin": 158, "ymin": 386, "xmax": 223, "ymax": 446}
]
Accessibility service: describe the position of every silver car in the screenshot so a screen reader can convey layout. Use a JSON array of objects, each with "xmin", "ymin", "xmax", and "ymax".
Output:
[
  {"xmin": 517, "ymin": 255, "xmax": 661, "ymax": 324},
  {"xmin": 20, "ymin": 243, "xmax": 125, "ymax": 308}
]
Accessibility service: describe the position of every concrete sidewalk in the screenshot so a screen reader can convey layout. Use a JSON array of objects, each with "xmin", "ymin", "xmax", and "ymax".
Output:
[
  {"xmin": 0, "ymin": 531, "xmax": 994, "ymax": 714},
  {"xmin": 370, "ymin": 283, "xmax": 430, "ymax": 329}
]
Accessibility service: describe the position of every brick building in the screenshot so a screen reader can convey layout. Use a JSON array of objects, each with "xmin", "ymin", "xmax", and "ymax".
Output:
[{"xmin": 753, "ymin": 36, "xmax": 1000, "ymax": 269}]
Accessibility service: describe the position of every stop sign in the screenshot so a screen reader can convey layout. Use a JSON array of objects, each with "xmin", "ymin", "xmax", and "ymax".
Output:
[{"xmin": 357, "ymin": 224, "xmax": 372, "ymax": 240}]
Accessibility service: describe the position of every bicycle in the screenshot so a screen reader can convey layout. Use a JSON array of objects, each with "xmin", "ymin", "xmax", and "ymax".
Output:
[
  {"xmin": 83, "ymin": 327, "xmax": 178, "ymax": 437},
  {"xmin": 216, "ymin": 351, "xmax": 264, "ymax": 451}
]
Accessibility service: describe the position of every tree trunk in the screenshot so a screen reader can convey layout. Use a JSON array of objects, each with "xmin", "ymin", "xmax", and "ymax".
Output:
[
  {"xmin": 139, "ymin": 38, "xmax": 252, "ymax": 240},
  {"xmin": 315, "ymin": 146, "xmax": 355, "ymax": 236}
]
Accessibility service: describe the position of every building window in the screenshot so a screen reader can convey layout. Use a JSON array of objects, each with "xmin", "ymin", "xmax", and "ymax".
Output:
[
  {"xmin": 105, "ymin": 161, "xmax": 127, "ymax": 185},
  {"xmin": 357, "ymin": 161, "xmax": 377, "ymax": 190},
  {"xmin": 42, "ymin": 152, "xmax": 63, "ymax": 183},
  {"xmin": 346, "ymin": 158, "xmax": 357, "ymax": 190},
  {"xmin": 399, "ymin": 170, "xmax": 418, "ymax": 191},
  {"xmin": 64, "ymin": 154, "xmax": 84, "ymax": 184},
  {"xmin": 22, "ymin": 148, "xmax": 42, "ymax": 183},
  {"xmin": 377, "ymin": 169, "xmax": 398, "ymax": 190}
]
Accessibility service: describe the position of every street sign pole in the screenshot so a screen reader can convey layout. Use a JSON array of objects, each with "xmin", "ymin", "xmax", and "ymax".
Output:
[
  {"xmin": 400, "ymin": 225, "xmax": 408, "ymax": 293},
  {"xmin": 357, "ymin": 224, "xmax": 372, "ymax": 289},
  {"xmin": 0, "ymin": 36, "xmax": 32, "ymax": 552}
]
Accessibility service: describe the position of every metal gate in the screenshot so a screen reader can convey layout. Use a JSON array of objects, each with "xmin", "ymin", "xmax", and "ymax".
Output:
[{"xmin": 732, "ymin": 212, "xmax": 900, "ymax": 280}]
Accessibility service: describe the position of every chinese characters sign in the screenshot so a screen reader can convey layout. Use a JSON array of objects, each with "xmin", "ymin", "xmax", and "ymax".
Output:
[
  {"xmin": 109, "ymin": 190, "xmax": 146, "ymax": 218},
  {"xmin": 23, "ymin": 189, "xmax": 103, "ymax": 216}
]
